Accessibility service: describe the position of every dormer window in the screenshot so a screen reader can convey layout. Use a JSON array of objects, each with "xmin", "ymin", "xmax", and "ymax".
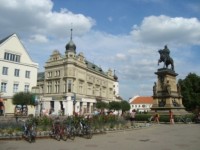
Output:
[{"xmin": 4, "ymin": 52, "xmax": 20, "ymax": 62}]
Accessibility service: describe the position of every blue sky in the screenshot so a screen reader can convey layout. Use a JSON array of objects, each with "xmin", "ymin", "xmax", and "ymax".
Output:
[{"xmin": 0, "ymin": 0, "xmax": 200, "ymax": 100}]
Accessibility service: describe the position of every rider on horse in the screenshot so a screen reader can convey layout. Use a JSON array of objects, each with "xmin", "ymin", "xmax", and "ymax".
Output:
[
  {"xmin": 158, "ymin": 45, "xmax": 174, "ymax": 71},
  {"xmin": 162, "ymin": 45, "xmax": 170, "ymax": 63}
]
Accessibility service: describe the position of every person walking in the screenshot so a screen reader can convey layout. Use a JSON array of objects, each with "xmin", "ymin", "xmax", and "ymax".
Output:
[
  {"xmin": 169, "ymin": 110, "xmax": 174, "ymax": 124},
  {"xmin": 0, "ymin": 97, "xmax": 4, "ymax": 116},
  {"xmin": 154, "ymin": 110, "xmax": 160, "ymax": 124},
  {"xmin": 130, "ymin": 109, "xmax": 136, "ymax": 126}
]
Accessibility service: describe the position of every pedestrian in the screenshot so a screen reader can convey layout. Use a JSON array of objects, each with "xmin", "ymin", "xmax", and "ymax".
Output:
[
  {"xmin": 130, "ymin": 109, "xmax": 136, "ymax": 126},
  {"xmin": 0, "ymin": 97, "xmax": 4, "ymax": 116},
  {"xmin": 154, "ymin": 110, "xmax": 160, "ymax": 124},
  {"xmin": 169, "ymin": 110, "xmax": 174, "ymax": 124}
]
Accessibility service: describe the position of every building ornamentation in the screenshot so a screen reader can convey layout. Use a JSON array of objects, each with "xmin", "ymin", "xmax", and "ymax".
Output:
[{"xmin": 34, "ymin": 29, "xmax": 121, "ymax": 116}]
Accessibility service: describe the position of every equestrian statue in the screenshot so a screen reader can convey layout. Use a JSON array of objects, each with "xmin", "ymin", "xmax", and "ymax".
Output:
[{"xmin": 158, "ymin": 45, "xmax": 174, "ymax": 71}]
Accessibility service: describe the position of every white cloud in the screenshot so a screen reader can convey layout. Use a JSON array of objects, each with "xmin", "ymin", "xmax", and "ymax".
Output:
[
  {"xmin": 0, "ymin": 0, "xmax": 95, "ymax": 41},
  {"xmin": 29, "ymin": 34, "xmax": 48, "ymax": 43},
  {"xmin": 131, "ymin": 15, "xmax": 200, "ymax": 46},
  {"xmin": 115, "ymin": 53, "xmax": 127, "ymax": 61}
]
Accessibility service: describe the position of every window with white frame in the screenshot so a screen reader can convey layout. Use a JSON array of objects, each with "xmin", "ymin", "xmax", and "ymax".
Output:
[
  {"xmin": 67, "ymin": 80, "xmax": 72, "ymax": 92},
  {"xmin": 4, "ymin": 52, "xmax": 21, "ymax": 62},
  {"xmin": 13, "ymin": 83, "xmax": 19, "ymax": 93},
  {"xmin": 87, "ymin": 83, "xmax": 93, "ymax": 95},
  {"xmin": 102, "ymin": 87, "xmax": 106, "ymax": 97},
  {"xmin": 14, "ymin": 69, "xmax": 20, "ymax": 77},
  {"xmin": 55, "ymin": 70, "xmax": 60, "ymax": 77},
  {"xmin": 24, "ymin": 84, "xmax": 29, "ymax": 92},
  {"xmin": 95, "ymin": 85, "xmax": 100, "ymax": 96},
  {"xmin": 55, "ymin": 80, "xmax": 60, "ymax": 93},
  {"xmin": 78, "ymin": 80, "xmax": 84, "ymax": 94},
  {"xmin": 1, "ymin": 82, "xmax": 7, "ymax": 92},
  {"xmin": 64, "ymin": 80, "xmax": 66, "ymax": 93},
  {"xmin": 48, "ymin": 72, "xmax": 52, "ymax": 78},
  {"xmin": 47, "ymin": 81, "xmax": 52, "ymax": 93},
  {"xmin": 2, "ymin": 67, "xmax": 8, "ymax": 75},
  {"xmin": 25, "ymin": 71, "xmax": 30, "ymax": 78}
]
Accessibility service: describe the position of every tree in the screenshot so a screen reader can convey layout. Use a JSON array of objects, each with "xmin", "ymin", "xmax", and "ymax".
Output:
[
  {"xmin": 108, "ymin": 101, "xmax": 121, "ymax": 111},
  {"xmin": 12, "ymin": 92, "xmax": 35, "ymax": 115},
  {"xmin": 120, "ymin": 100, "xmax": 130, "ymax": 114},
  {"xmin": 178, "ymin": 73, "xmax": 200, "ymax": 111},
  {"xmin": 96, "ymin": 101, "xmax": 108, "ymax": 113}
]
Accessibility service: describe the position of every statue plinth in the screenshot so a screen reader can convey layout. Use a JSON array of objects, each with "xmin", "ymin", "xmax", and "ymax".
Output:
[
  {"xmin": 155, "ymin": 68, "xmax": 178, "ymax": 76},
  {"xmin": 151, "ymin": 68, "xmax": 188, "ymax": 115}
]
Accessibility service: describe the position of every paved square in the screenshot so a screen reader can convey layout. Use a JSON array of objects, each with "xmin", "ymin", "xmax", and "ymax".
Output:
[{"xmin": 1, "ymin": 124, "xmax": 200, "ymax": 150}]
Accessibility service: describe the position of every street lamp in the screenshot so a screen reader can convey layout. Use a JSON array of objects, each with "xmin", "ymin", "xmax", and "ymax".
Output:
[
  {"xmin": 71, "ymin": 92, "xmax": 76, "ymax": 115},
  {"xmin": 39, "ymin": 96, "xmax": 43, "ymax": 117}
]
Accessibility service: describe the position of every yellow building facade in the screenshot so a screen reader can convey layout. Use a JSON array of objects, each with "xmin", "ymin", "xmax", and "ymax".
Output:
[{"xmin": 35, "ymin": 30, "xmax": 121, "ymax": 116}]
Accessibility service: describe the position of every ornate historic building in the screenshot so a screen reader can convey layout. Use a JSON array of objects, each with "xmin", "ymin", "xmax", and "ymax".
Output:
[{"xmin": 34, "ymin": 30, "xmax": 121, "ymax": 116}]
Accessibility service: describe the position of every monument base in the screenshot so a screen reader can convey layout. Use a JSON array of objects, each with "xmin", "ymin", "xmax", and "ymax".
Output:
[
  {"xmin": 151, "ymin": 68, "xmax": 190, "ymax": 116},
  {"xmin": 150, "ymin": 107, "xmax": 191, "ymax": 116}
]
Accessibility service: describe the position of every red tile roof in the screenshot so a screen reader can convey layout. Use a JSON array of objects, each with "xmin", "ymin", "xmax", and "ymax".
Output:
[{"xmin": 131, "ymin": 96, "xmax": 153, "ymax": 104}]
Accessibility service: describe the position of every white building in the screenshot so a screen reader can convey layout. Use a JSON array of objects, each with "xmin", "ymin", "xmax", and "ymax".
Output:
[
  {"xmin": 129, "ymin": 96, "xmax": 153, "ymax": 113},
  {"xmin": 0, "ymin": 34, "xmax": 38, "ymax": 116}
]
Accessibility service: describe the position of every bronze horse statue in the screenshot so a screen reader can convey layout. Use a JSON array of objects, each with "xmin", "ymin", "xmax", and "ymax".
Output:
[{"xmin": 158, "ymin": 49, "xmax": 174, "ymax": 71}]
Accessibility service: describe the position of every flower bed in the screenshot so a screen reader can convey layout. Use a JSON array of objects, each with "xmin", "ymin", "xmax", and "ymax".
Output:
[{"xmin": 0, "ymin": 115, "xmax": 150, "ymax": 140}]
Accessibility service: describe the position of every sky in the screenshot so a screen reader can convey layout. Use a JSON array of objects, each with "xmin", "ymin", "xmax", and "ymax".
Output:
[{"xmin": 0, "ymin": 0, "xmax": 200, "ymax": 100}]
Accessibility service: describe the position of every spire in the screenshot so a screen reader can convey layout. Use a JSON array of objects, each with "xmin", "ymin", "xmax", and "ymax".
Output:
[
  {"xmin": 114, "ymin": 70, "xmax": 118, "ymax": 81},
  {"xmin": 70, "ymin": 28, "xmax": 73, "ymax": 41},
  {"xmin": 65, "ymin": 28, "xmax": 76, "ymax": 54}
]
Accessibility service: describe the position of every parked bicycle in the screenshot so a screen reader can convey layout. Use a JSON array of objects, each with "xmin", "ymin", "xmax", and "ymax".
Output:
[
  {"xmin": 75, "ymin": 118, "xmax": 93, "ymax": 139},
  {"xmin": 50, "ymin": 122, "xmax": 67, "ymax": 141},
  {"xmin": 175, "ymin": 115, "xmax": 192, "ymax": 124},
  {"xmin": 65, "ymin": 124, "xmax": 76, "ymax": 140},
  {"xmin": 23, "ymin": 122, "xmax": 36, "ymax": 143}
]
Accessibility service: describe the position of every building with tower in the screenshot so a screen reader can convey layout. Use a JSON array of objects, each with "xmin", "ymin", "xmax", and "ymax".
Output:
[{"xmin": 34, "ymin": 29, "xmax": 121, "ymax": 116}]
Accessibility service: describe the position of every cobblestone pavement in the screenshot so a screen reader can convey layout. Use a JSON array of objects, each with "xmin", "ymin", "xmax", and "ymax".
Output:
[{"xmin": 1, "ymin": 124, "xmax": 200, "ymax": 150}]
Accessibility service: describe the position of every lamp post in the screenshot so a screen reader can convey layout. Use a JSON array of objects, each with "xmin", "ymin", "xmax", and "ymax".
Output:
[
  {"xmin": 71, "ymin": 92, "xmax": 76, "ymax": 115},
  {"xmin": 39, "ymin": 96, "xmax": 43, "ymax": 117}
]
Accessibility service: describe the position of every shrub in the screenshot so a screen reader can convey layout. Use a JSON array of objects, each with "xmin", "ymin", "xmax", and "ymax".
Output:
[{"xmin": 135, "ymin": 114, "xmax": 171, "ymax": 123}]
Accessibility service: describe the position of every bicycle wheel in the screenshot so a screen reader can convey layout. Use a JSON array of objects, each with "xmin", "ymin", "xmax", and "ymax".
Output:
[
  {"xmin": 85, "ymin": 127, "xmax": 93, "ymax": 139},
  {"xmin": 55, "ymin": 133, "xmax": 61, "ymax": 141},
  {"xmin": 27, "ymin": 132, "xmax": 32, "ymax": 143},
  {"xmin": 62, "ymin": 134, "xmax": 67, "ymax": 141},
  {"xmin": 185, "ymin": 118, "xmax": 192, "ymax": 124},
  {"xmin": 68, "ymin": 127, "xmax": 75, "ymax": 140},
  {"xmin": 76, "ymin": 126, "xmax": 82, "ymax": 136}
]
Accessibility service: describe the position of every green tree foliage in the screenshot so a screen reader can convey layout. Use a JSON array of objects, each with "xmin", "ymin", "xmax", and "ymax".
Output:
[
  {"xmin": 178, "ymin": 73, "xmax": 200, "ymax": 111},
  {"xmin": 12, "ymin": 91, "xmax": 35, "ymax": 106},
  {"xmin": 120, "ymin": 100, "xmax": 130, "ymax": 113},
  {"xmin": 109, "ymin": 101, "xmax": 121, "ymax": 111},
  {"xmin": 96, "ymin": 101, "xmax": 108, "ymax": 111}
]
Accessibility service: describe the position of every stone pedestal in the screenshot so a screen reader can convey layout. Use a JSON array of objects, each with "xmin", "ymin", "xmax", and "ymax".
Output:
[{"xmin": 151, "ymin": 68, "xmax": 188, "ymax": 115}]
